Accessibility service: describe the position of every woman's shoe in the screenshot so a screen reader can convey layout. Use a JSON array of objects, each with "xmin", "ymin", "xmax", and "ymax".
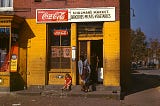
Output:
[
  {"xmin": 84, "ymin": 89, "xmax": 88, "ymax": 92},
  {"xmin": 87, "ymin": 89, "xmax": 91, "ymax": 92}
]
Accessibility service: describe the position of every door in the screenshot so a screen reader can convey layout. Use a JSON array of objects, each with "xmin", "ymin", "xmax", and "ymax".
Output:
[
  {"xmin": 78, "ymin": 40, "xmax": 103, "ymax": 84},
  {"xmin": 48, "ymin": 23, "xmax": 72, "ymax": 84}
]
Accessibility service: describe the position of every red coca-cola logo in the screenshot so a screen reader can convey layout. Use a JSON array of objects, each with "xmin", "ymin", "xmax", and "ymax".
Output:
[
  {"xmin": 42, "ymin": 12, "xmax": 66, "ymax": 20},
  {"xmin": 54, "ymin": 30, "xmax": 68, "ymax": 36},
  {"xmin": 37, "ymin": 9, "xmax": 68, "ymax": 22}
]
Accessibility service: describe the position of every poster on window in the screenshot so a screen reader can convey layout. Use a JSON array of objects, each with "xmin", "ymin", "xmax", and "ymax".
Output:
[
  {"xmin": 54, "ymin": 29, "xmax": 68, "ymax": 36},
  {"xmin": 10, "ymin": 44, "xmax": 18, "ymax": 72},
  {"xmin": 63, "ymin": 48, "xmax": 71, "ymax": 58},
  {"xmin": 51, "ymin": 47, "xmax": 61, "ymax": 57}
]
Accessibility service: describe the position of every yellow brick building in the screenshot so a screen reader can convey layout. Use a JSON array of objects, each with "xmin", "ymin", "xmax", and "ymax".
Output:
[{"xmin": 0, "ymin": 0, "xmax": 130, "ymax": 93}]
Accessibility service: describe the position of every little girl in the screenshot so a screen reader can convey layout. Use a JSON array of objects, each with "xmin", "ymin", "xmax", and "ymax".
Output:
[{"xmin": 62, "ymin": 73, "xmax": 72, "ymax": 90}]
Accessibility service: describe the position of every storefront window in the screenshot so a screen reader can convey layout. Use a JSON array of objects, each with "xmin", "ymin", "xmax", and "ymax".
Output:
[
  {"xmin": 0, "ymin": 27, "xmax": 10, "ymax": 71},
  {"xmin": 77, "ymin": 22, "xmax": 103, "ymax": 35},
  {"xmin": 0, "ymin": 27, "xmax": 19, "ymax": 72},
  {"xmin": 49, "ymin": 23, "xmax": 71, "ymax": 69}
]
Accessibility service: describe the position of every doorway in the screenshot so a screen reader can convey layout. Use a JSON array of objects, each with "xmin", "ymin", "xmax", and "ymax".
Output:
[{"xmin": 78, "ymin": 40, "xmax": 103, "ymax": 84}]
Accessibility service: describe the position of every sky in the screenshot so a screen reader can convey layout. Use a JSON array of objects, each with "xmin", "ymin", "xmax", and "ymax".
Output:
[{"xmin": 130, "ymin": 0, "xmax": 160, "ymax": 40}]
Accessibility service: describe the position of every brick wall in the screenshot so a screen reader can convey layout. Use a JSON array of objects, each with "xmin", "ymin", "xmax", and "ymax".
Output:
[{"xmin": 14, "ymin": 0, "xmax": 120, "ymax": 20}]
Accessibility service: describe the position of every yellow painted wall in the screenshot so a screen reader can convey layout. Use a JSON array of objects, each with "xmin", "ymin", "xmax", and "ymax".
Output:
[
  {"xmin": 71, "ymin": 23, "xmax": 77, "ymax": 85},
  {"xmin": 19, "ymin": 48, "xmax": 27, "ymax": 85},
  {"xmin": 19, "ymin": 20, "xmax": 121, "ymax": 87},
  {"xmin": 0, "ymin": 72, "xmax": 10, "ymax": 87},
  {"xmin": 103, "ymin": 21, "xmax": 120, "ymax": 86},
  {"xmin": 26, "ymin": 19, "xmax": 46, "ymax": 86},
  {"xmin": 49, "ymin": 72, "xmax": 68, "ymax": 85}
]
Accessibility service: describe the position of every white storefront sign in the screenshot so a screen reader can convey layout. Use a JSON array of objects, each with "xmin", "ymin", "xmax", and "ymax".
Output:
[{"xmin": 69, "ymin": 7, "xmax": 115, "ymax": 22}]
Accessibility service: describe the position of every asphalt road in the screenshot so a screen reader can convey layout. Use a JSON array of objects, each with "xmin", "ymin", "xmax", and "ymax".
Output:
[
  {"xmin": 122, "ymin": 69, "xmax": 160, "ymax": 106},
  {"xmin": 0, "ymin": 69, "xmax": 160, "ymax": 106}
]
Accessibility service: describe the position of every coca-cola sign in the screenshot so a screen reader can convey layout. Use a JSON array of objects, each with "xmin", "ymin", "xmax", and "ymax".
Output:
[
  {"xmin": 36, "ymin": 8, "xmax": 115, "ymax": 23},
  {"xmin": 54, "ymin": 30, "xmax": 68, "ymax": 36},
  {"xmin": 36, "ymin": 9, "xmax": 68, "ymax": 23}
]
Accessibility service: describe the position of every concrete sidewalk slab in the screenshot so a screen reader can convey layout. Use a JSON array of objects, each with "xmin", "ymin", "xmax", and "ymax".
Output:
[{"xmin": 14, "ymin": 85, "xmax": 120, "ymax": 100}]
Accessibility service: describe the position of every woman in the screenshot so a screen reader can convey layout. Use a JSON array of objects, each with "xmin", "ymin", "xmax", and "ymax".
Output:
[
  {"xmin": 78, "ymin": 55, "xmax": 85, "ymax": 91},
  {"xmin": 78, "ymin": 55, "xmax": 91, "ymax": 92},
  {"xmin": 83, "ymin": 57, "xmax": 91, "ymax": 92}
]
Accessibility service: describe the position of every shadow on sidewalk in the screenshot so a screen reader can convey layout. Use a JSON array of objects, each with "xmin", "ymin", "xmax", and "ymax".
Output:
[{"xmin": 127, "ymin": 72, "xmax": 160, "ymax": 95}]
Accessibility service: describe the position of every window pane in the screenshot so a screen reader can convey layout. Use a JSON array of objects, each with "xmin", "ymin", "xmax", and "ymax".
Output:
[
  {"xmin": 51, "ymin": 35, "xmax": 60, "ymax": 46},
  {"xmin": 61, "ymin": 47, "xmax": 71, "ymax": 69},
  {"xmin": 50, "ymin": 47, "xmax": 71, "ymax": 69},
  {"xmin": 0, "ymin": 0, "xmax": 12, "ymax": 7},
  {"xmin": 50, "ymin": 29, "xmax": 70, "ymax": 46},
  {"xmin": 61, "ymin": 57, "xmax": 70, "ymax": 69},
  {"xmin": 61, "ymin": 35, "xmax": 70, "ymax": 46},
  {"xmin": 0, "ymin": 28, "xmax": 10, "ymax": 36},
  {"xmin": 0, "ymin": 27, "xmax": 11, "ymax": 71},
  {"xmin": 50, "ymin": 57, "xmax": 60, "ymax": 69},
  {"xmin": 77, "ymin": 22, "xmax": 103, "ymax": 35}
]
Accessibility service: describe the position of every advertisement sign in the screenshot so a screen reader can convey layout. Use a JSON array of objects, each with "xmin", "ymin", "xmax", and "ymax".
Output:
[
  {"xmin": 51, "ymin": 47, "xmax": 71, "ymax": 58},
  {"xmin": 11, "ymin": 54, "xmax": 17, "ymax": 72},
  {"xmin": 63, "ymin": 48, "xmax": 71, "ymax": 58},
  {"xmin": 11, "ymin": 44, "xmax": 18, "ymax": 72},
  {"xmin": 51, "ymin": 47, "xmax": 61, "ymax": 57},
  {"xmin": 54, "ymin": 30, "xmax": 68, "ymax": 36},
  {"xmin": 36, "ymin": 7, "xmax": 115, "ymax": 23},
  {"xmin": 36, "ymin": 9, "xmax": 68, "ymax": 23}
]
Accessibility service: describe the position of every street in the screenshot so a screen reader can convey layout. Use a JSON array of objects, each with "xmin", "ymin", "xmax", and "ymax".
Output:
[
  {"xmin": 0, "ymin": 94, "xmax": 121, "ymax": 106},
  {"xmin": 122, "ymin": 69, "xmax": 160, "ymax": 106},
  {"xmin": 0, "ymin": 69, "xmax": 160, "ymax": 106}
]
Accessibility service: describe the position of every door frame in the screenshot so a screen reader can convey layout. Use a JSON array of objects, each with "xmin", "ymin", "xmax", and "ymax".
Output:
[{"xmin": 78, "ymin": 38, "xmax": 103, "ymax": 84}]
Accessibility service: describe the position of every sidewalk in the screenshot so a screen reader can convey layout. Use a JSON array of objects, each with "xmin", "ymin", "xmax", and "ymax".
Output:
[
  {"xmin": 1, "ymin": 70, "xmax": 160, "ymax": 106},
  {"xmin": 14, "ymin": 84, "xmax": 120, "ymax": 100}
]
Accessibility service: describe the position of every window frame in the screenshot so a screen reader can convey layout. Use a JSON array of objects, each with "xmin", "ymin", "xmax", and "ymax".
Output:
[
  {"xmin": 0, "ymin": 0, "xmax": 13, "ymax": 11},
  {"xmin": 48, "ymin": 23, "xmax": 71, "ymax": 70}
]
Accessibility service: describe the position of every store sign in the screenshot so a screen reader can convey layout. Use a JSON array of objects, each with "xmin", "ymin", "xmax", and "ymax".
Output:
[
  {"xmin": 36, "ymin": 7, "xmax": 115, "ymax": 23},
  {"xmin": 54, "ymin": 30, "xmax": 68, "ymax": 36},
  {"xmin": 70, "ymin": 7, "xmax": 115, "ymax": 22},
  {"xmin": 36, "ymin": 9, "xmax": 68, "ymax": 23}
]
